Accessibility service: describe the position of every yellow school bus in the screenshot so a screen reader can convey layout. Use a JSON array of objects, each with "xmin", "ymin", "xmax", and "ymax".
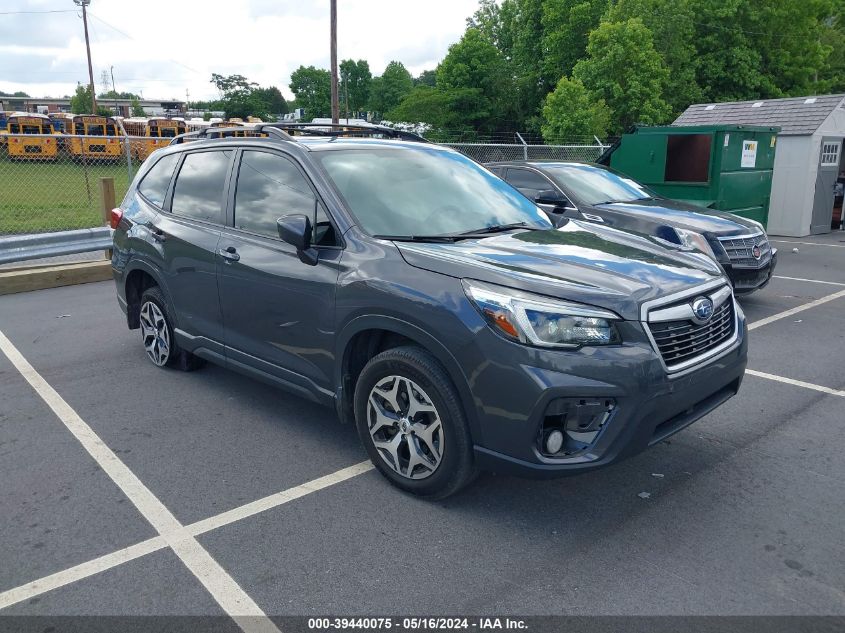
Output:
[
  {"xmin": 0, "ymin": 112, "xmax": 60, "ymax": 160},
  {"xmin": 66, "ymin": 114, "xmax": 123, "ymax": 160},
  {"xmin": 208, "ymin": 119, "xmax": 267, "ymax": 138},
  {"xmin": 121, "ymin": 117, "xmax": 186, "ymax": 160}
]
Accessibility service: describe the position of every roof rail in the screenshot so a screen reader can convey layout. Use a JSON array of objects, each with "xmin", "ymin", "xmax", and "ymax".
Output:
[
  {"xmin": 169, "ymin": 121, "xmax": 428, "ymax": 146},
  {"xmin": 169, "ymin": 124, "xmax": 294, "ymax": 146},
  {"xmin": 267, "ymin": 122, "xmax": 428, "ymax": 142}
]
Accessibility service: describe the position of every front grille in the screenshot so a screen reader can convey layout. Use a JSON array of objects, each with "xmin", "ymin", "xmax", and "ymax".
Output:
[
  {"xmin": 647, "ymin": 299, "xmax": 735, "ymax": 367},
  {"xmin": 718, "ymin": 233, "xmax": 771, "ymax": 268}
]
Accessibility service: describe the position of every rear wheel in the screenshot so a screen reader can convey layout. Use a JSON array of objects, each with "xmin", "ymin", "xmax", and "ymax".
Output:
[
  {"xmin": 354, "ymin": 346, "xmax": 475, "ymax": 499},
  {"xmin": 138, "ymin": 287, "xmax": 203, "ymax": 371}
]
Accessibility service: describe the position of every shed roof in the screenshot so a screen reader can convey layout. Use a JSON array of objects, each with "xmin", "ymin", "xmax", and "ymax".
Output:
[{"xmin": 673, "ymin": 94, "xmax": 845, "ymax": 135}]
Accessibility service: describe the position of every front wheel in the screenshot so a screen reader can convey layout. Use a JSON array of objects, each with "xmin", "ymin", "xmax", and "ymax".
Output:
[{"xmin": 354, "ymin": 346, "xmax": 476, "ymax": 499}]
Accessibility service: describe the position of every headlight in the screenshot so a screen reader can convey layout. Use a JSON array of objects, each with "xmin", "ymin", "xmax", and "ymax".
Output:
[
  {"xmin": 673, "ymin": 227, "xmax": 717, "ymax": 260},
  {"xmin": 462, "ymin": 280, "xmax": 621, "ymax": 348}
]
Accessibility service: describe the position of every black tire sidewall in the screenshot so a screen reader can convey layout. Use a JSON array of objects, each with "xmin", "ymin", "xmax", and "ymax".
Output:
[{"xmin": 354, "ymin": 346, "xmax": 474, "ymax": 499}]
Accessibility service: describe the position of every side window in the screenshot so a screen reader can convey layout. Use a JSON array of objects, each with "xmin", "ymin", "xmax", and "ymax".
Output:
[
  {"xmin": 137, "ymin": 153, "xmax": 179, "ymax": 207},
  {"xmin": 171, "ymin": 150, "xmax": 232, "ymax": 223},
  {"xmin": 234, "ymin": 150, "xmax": 337, "ymax": 245},
  {"xmin": 505, "ymin": 168, "xmax": 556, "ymax": 199}
]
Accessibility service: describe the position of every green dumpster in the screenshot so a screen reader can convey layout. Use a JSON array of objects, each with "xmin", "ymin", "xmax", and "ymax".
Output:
[{"xmin": 600, "ymin": 125, "xmax": 779, "ymax": 227}]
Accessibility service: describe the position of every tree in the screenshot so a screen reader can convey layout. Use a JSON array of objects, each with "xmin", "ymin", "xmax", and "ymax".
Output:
[
  {"xmin": 541, "ymin": 76, "xmax": 611, "ymax": 141},
  {"xmin": 252, "ymin": 86, "xmax": 288, "ymax": 117},
  {"xmin": 541, "ymin": 0, "xmax": 608, "ymax": 85},
  {"xmin": 130, "ymin": 97, "xmax": 145, "ymax": 117},
  {"xmin": 467, "ymin": 0, "xmax": 518, "ymax": 55},
  {"xmin": 98, "ymin": 90, "xmax": 140, "ymax": 100},
  {"xmin": 604, "ymin": 0, "xmax": 701, "ymax": 117},
  {"xmin": 573, "ymin": 18, "xmax": 671, "ymax": 132},
  {"xmin": 435, "ymin": 28, "xmax": 513, "ymax": 132},
  {"xmin": 211, "ymin": 73, "xmax": 259, "ymax": 119},
  {"xmin": 368, "ymin": 61, "xmax": 413, "ymax": 119},
  {"xmin": 414, "ymin": 70, "xmax": 437, "ymax": 87},
  {"xmin": 289, "ymin": 66, "xmax": 332, "ymax": 120},
  {"xmin": 70, "ymin": 84, "xmax": 97, "ymax": 114},
  {"xmin": 339, "ymin": 59, "xmax": 372, "ymax": 116},
  {"xmin": 0, "ymin": 90, "xmax": 31, "ymax": 98},
  {"xmin": 386, "ymin": 86, "xmax": 491, "ymax": 139}
]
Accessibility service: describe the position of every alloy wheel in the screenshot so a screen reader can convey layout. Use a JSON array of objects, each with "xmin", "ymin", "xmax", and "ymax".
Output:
[
  {"xmin": 139, "ymin": 301, "xmax": 171, "ymax": 367},
  {"xmin": 367, "ymin": 375, "xmax": 444, "ymax": 480}
]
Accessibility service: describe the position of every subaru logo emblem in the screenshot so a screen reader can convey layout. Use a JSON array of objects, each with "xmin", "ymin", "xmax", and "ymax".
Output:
[
  {"xmin": 691, "ymin": 297, "xmax": 714, "ymax": 324},
  {"xmin": 752, "ymin": 244, "xmax": 762, "ymax": 260}
]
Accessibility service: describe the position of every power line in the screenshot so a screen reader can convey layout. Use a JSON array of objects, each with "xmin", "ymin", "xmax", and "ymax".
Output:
[
  {"xmin": 0, "ymin": 9, "xmax": 76, "ymax": 15},
  {"xmin": 87, "ymin": 12, "xmax": 202, "ymax": 75}
]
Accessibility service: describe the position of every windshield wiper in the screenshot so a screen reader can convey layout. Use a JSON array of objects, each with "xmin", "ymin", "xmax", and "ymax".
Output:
[
  {"xmin": 594, "ymin": 196, "xmax": 658, "ymax": 205},
  {"xmin": 455, "ymin": 221, "xmax": 530, "ymax": 236},
  {"xmin": 373, "ymin": 234, "xmax": 464, "ymax": 243}
]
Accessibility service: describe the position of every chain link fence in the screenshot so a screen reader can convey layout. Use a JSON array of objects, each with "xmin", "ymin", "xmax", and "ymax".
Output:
[{"xmin": 0, "ymin": 134, "xmax": 607, "ymax": 236}]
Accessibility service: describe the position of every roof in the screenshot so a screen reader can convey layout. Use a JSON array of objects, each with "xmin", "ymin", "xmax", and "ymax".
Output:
[{"xmin": 673, "ymin": 94, "xmax": 845, "ymax": 135}]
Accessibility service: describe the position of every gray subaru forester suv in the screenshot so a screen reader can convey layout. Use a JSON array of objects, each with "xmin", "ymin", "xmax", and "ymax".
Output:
[{"xmin": 111, "ymin": 123, "xmax": 747, "ymax": 499}]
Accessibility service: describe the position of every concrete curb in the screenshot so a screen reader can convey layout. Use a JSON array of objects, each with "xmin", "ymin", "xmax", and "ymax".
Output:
[{"xmin": 0, "ymin": 261, "xmax": 113, "ymax": 295}]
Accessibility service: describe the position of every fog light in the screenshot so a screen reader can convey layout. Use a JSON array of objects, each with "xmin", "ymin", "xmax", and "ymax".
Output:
[{"xmin": 545, "ymin": 429, "xmax": 564, "ymax": 454}]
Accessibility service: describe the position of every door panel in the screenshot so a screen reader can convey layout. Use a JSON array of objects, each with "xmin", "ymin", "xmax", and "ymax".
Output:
[
  {"xmin": 154, "ymin": 149, "xmax": 233, "ymax": 349},
  {"xmin": 218, "ymin": 149, "xmax": 342, "ymax": 396},
  {"xmin": 811, "ymin": 138, "xmax": 840, "ymax": 235}
]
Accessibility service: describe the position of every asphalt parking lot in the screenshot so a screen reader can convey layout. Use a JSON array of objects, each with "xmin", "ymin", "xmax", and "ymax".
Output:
[{"xmin": 1, "ymin": 232, "xmax": 844, "ymax": 626}]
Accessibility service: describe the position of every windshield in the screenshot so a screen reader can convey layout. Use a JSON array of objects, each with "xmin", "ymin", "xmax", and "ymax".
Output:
[
  {"xmin": 315, "ymin": 146, "xmax": 551, "ymax": 237},
  {"xmin": 542, "ymin": 164, "xmax": 655, "ymax": 205}
]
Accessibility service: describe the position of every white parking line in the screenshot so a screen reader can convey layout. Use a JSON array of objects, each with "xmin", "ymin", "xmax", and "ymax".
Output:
[
  {"xmin": 0, "ymin": 461, "xmax": 373, "ymax": 612},
  {"xmin": 748, "ymin": 289, "xmax": 845, "ymax": 330},
  {"xmin": 773, "ymin": 275, "xmax": 845, "ymax": 287},
  {"xmin": 746, "ymin": 369, "xmax": 845, "ymax": 397},
  {"xmin": 0, "ymin": 329, "xmax": 279, "ymax": 633},
  {"xmin": 771, "ymin": 239, "xmax": 845, "ymax": 248},
  {"xmin": 0, "ymin": 537, "xmax": 166, "ymax": 611}
]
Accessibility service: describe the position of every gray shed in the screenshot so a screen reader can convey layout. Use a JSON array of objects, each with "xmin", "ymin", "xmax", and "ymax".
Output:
[{"xmin": 674, "ymin": 94, "xmax": 845, "ymax": 236}]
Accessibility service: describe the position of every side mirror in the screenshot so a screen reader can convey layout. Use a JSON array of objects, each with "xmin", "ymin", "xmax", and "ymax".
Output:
[
  {"xmin": 277, "ymin": 214, "xmax": 318, "ymax": 265},
  {"xmin": 534, "ymin": 189, "xmax": 567, "ymax": 205}
]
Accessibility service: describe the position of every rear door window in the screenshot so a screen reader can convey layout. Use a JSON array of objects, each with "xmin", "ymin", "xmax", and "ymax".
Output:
[
  {"xmin": 171, "ymin": 150, "xmax": 233, "ymax": 223},
  {"xmin": 137, "ymin": 153, "xmax": 179, "ymax": 207}
]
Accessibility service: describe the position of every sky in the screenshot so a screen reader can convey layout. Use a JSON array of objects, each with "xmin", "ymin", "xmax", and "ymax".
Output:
[{"xmin": 0, "ymin": 0, "xmax": 481, "ymax": 102}]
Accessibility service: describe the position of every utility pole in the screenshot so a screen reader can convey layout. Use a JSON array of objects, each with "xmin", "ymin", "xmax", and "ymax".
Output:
[
  {"xmin": 110, "ymin": 65, "xmax": 116, "ymax": 93},
  {"xmin": 74, "ymin": 0, "xmax": 97, "ymax": 114},
  {"xmin": 330, "ymin": 0, "xmax": 339, "ymax": 124},
  {"xmin": 344, "ymin": 72, "xmax": 349, "ymax": 123}
]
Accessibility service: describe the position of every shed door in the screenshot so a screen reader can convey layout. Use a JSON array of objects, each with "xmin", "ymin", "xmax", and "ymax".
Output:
[{"xmin": 811, "ymin": 137, "xmax": 841, "ymax": 234}]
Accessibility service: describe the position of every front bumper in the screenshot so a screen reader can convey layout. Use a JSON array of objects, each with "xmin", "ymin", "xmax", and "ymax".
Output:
[
  {"xmin": 725, "ymin": 249, "xmax": 778, "ymax": 294},
  {"xmin": 464, "ymin": 308, "xmax": 748, "ymax": 478}
]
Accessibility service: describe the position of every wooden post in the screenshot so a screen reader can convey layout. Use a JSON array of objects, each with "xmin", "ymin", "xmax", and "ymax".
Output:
[
  {"xmin": 330, "ymin": 0, "xmax": 339, "ymax": 124},
  {"xmin": 100, "ymin": 177, "xmax": 115, "ymax": 260}
]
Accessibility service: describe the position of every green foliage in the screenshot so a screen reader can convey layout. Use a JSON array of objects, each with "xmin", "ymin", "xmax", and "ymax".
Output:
[
  {"xmin": 98, "ymin": 90, "xmax": 140, "ymax": 100},
  {"xmin": 368, "ymin": 61, "xmax": 413, "ymax": 119},
  {"xmin": 541, "ymin": 76, "xmax": 611, "ymax": 141},
  {"xmin": 386, "ymin": 86, "xmax": 491, "ymax": 138},
  {"xmin": 339, "ymin": 59, "xmax": 372, "ymax": 116},
  {"xmin": 604, "ymin": 0, "xmax": 701, "ymax": 117},
  {"xmin": 541, "ymin": 0, "xmax": 608, "ymax": 84},
  {"xmin": 0, "ymin": 90, "xmax": 31, "ymax": 98},
  {"xmin": 130, "ymin": 97, "xmax": 145, "ymax": 117},
  {"xmin": 573, "ymin": 18, "xmax": 671, "ymax": 132},
  {"xmin": 253, "ymin": 86, "xmax": 288, "ymax": 117},
  {"xmin": 414, "ymin": 70, "xmax": 437, "ymax": 87},
  {"xmin": 289, "ymin": 66, "xmax": 332, "ymax": 120},
  {"xmin": 70, "ymin": 84, "xmax": 95, "ymax": 114}
]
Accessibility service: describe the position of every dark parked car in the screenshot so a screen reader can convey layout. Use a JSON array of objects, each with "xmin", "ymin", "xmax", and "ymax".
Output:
[
  {"xmin": 111, "ymin": 124, "xmax": 747, "ymax": 498},
  {"xmin": 488, "ymin": 161, "xmax": 777, "ymax": 294}
]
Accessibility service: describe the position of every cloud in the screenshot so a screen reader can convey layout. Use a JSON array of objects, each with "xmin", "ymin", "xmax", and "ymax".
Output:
[{"xmin": 0, "ymin": 0, "xmax": 479, "ymax": 102}]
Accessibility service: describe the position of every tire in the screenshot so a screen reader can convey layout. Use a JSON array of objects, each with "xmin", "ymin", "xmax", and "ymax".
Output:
[
  {"xmin": 354, "ymin": 345, "xmax": 476, "ymax": 499},
  {"xmin": 138, "ymin": 286, "xmax": 204, "ymax": 371}
]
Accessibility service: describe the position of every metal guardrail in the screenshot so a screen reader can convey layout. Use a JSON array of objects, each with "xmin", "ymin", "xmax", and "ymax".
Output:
[{"xmin": 0, "ymin": 227, "xmax": 113, "ymax": 265}]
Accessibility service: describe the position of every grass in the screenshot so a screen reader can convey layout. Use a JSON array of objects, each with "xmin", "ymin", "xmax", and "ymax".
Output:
[{"xmin": 0, "ymin": 156, "xmax": 134, "ymax": 235}]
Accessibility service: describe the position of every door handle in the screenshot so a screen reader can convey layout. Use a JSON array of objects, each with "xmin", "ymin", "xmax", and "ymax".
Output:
[
  {"xmin": 150, "ymin": 225, "xmax": 167, "ymax": 242},
  {"xmin": 219, "ymin": 246, "xmax": 240, "ymax": 262}
]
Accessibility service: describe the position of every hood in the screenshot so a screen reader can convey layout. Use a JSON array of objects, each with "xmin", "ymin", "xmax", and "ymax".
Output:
[
  {"xmin": 594, "ymin": 198, "xmax": 762, "ymax": 237},
  {"xmin": 395, "ymin": 221, "xmax": 725, "ymax": 321}
]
